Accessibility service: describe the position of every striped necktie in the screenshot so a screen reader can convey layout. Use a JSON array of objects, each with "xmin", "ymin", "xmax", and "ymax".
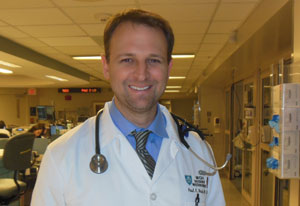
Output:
[{"xmin": 131, "ymin": 130, "xmax": 156, "ymax": 179}]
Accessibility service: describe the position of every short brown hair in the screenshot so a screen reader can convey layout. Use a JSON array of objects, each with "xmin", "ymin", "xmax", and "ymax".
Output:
[{"xmin": 103, "ymin": 9, "xmax": 174, "ymax": 63}]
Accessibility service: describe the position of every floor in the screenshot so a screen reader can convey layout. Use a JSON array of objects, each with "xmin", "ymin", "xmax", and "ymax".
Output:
[{"xmin": 221, "ymin": 178, "xmax": 251, "ymax": 206}]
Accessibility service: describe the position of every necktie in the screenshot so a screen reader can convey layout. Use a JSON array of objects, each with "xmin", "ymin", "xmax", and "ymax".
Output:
[{"xmin": 131, "ymin": 130, "xmax": 156, "ymax": 178}]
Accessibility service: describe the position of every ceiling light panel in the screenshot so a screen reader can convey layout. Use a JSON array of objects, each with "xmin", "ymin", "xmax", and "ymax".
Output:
[
  {"xmin": 165, "ymin": 90, "xmax": 180, "ymax": 93},
  {"xmin": 0, "ymin": 60, "xmax": 21, "ymax": 68},
  {"xmin": 0, "ymin": 68, "xmax": 13, "ymax": 74},
  {"xmin": 169, "ymin": 76, "xmax": 186, "ymax": 79},
  {"xmin": 45, "ymin": 75, "xmax": 68, "ymax": 81}
]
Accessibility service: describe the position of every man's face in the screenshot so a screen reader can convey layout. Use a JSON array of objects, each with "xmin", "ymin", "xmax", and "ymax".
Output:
[{"xmin": 102, "ymin": 22, "xmax": 172, "ymax": 115}]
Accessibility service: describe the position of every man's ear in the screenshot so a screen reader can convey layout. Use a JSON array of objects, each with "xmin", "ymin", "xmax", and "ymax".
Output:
[
  {"xmin": 167, "ymin": 59, "xmax": 173, "ymax": 77},
  {"xmin": 101, "ymin": 55, "xmax": 110, "ymax": 80}
]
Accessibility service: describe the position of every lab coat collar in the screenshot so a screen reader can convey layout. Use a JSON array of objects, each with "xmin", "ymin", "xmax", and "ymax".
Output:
[{"xmin": 98, "ymin": 102, "xmax": 124, "ymax": 149}]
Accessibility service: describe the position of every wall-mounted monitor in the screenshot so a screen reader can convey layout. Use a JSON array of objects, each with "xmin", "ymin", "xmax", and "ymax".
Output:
[{"xmin": 37, "ymin": 106, "xmax": 55, "ymax": 121}]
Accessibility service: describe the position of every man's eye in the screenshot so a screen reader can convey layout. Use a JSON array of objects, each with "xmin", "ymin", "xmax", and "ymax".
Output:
[
  {"xmin": 120, "ymin": 58, "xmax": 132, "ymax": 63},
  {"xmin": 148, "ymin": 59, "xmax": 161, "ymax": 64}
]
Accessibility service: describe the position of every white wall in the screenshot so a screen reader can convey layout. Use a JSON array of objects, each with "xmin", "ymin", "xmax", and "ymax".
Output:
[
  {"xmin": 199, "ymin": 86, "xmax": 226, "ymax": 165},
  {"xmin": 0, "ymin": 88, "xmax": 28, "ymax": 126}
]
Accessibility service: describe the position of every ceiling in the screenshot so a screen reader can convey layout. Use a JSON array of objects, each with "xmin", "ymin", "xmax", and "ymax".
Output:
[{"xmin": 0, "ymin": 0, "xmax": 263, "ymax": 94}]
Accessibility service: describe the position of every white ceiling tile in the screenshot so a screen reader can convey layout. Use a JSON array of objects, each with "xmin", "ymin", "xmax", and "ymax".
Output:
[
  {"xmin": 171, "ymin": 21, "xmax": 209, "ymax": 34},
  {"xmin": 62, "ymin": 6, "xmax": 135, "ymax": 24},
  {"xmin": 175, "ymin": 34, "xmax": 203, "ymax": 45},
  {"xmin": 221, "ymin": 0, "xmax": 260, "ymax": 3},
  {"xmin": 192, "ymin": 61, "xmax": 210, "ymax": 69},
  {"xmin": 0, "ymin": 21, "xmax": 7, "ymax": 26},
  {"xmin": 173, "ymin": 44, "xmax": 199, "ymax": 53},
  {"xmin": 199, "ymin": 43, "xmax": 224, "ymax": 52},
  {"xmin": 0, "ymin": 0, "xmax": 54, "ymax": 9},
  {"xmin": 169, "ymin": 69, "xmax": 187, "ymax": 76},
  {"xmin": 142, "ymin": 4, "xmax": 217, "ymax": 22},
  {"xmin": 55, "ymin": 46, "xmax": 103, "ymax": 55},
  {"xmin": 214, "ymin": 3, "xmax": 257, "ymax": 21},
  {"xmin": 194, "ymin": 54, "xmax": 213, "ymax": 62},
  {"xmin": 17, "ymin": 25, "xmax": 86, "ymax": 37},
  {"xmin": 203, "ymin": 34, "xmax": 229, "ymax": 43},
  {"xmin": 0, "ymin": 8, "xmax": 72, "ymax": 25},
  {"xmin": 14, "ymin": 37, "xmax": 48, "ymax": 47},
  {"xmin": 208, "ymin": 21, "xmax": 240, "ymax": 33},
  {"xmin": 0, "ymin": 26, "xmax": 29, "ymax": 38},
  {"xmin": 39, "ymin": 37, "xmax": 98, "ymax": 46},
  {"xmin": 80, "ymin": 24, "xmax": 106, "ymax": 36},
  {"xmin": 53, "ymin": 0, "xmax": 136, "ymax": 7},
  {"xmin": 139, "ymin": 0, "xmax": 218, "ymax": 4}
]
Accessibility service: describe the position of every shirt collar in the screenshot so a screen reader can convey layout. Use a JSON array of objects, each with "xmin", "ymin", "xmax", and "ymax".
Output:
[{"xmin": 109, "ymin": 99, "xmax": 168, "ymax": 138}]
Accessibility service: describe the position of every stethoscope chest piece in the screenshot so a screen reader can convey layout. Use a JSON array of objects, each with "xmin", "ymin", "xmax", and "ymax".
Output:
[{"xmin": 90, "ymin": 153, "xmax": 108, "ymax": 174}]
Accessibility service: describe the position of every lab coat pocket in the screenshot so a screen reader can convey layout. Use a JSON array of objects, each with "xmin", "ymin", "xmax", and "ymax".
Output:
[{"xmin": 184, "ymin": 202, "xmax": 206, "ymax": 206}]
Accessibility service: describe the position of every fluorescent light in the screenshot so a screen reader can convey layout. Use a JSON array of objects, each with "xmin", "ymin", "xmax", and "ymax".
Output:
[
  {"xmin": 172, "ymin": 54, "xmax": 194, "ymax": 59},
  {"xmin": 0, "ymin": 60, "xmax": 21, "ymax": 68},
  {"xmin": 165, "ymin": 90, "xmax": 180, "ymax": 93},
  {"xmin": 0, "ymin": 68, "xmax": 13, "ymax": 74},
  {"xmin": 169, "ymin": 76, "xmax": 186, "ymax": 79},
  {"xmin": 166, "ymin": 86, "xmax": 182, "ymax": 89},
  {"xmin": 72, "ymin": 56, "xmax": 102, "ymax": 60},
  {"xmin": 45, "ymin": 75, "xmax": 68, "ymax": 82},
  {"xmin": 73, "ymin": 54, "xmax": 194, "ymax": 60}
]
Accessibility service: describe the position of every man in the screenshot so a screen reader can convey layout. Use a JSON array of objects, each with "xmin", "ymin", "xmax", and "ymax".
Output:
[
  {"xmin": 31, "ymin": 9, "xmax": 225, "ymax": 205},
  {"xmin": 0, "ymin": 120, "xmax": 10, "ymax": 138}
]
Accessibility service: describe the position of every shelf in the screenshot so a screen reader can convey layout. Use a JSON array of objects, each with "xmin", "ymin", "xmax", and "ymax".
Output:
[{"xmin": 260, "ymin": 143, "xmax": 271, "ymax": 152}]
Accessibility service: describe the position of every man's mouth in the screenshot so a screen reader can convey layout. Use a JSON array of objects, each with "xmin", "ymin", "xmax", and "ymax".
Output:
[{"xmin": 129, "ymin": 85, "xmax": 150, "ymax": 91}]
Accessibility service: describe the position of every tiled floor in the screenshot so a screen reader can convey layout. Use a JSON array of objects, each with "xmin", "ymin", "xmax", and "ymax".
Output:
[{"xmin": 221, "ymin": 178, "xmax": 251, "ymax": 206}]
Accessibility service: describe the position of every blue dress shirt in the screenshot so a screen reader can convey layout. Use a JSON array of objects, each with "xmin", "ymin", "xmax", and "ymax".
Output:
[{"xmin": 109, "ymin": 100, "xmax": 168, "ymax": 162}]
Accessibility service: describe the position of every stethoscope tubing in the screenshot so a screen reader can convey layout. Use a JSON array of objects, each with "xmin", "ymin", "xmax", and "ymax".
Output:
[{"xmin": 91, "ymin": 109, "xmax": 231, "ymax": 175}]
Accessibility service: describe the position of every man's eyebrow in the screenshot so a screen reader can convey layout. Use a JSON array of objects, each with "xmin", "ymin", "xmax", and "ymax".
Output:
[{"xmin": 116, "ymin": 53, "xmax": 135, "ymax": 58}]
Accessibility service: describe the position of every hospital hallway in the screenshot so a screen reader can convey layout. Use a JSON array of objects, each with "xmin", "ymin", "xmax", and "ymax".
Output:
[{"xmin": 221, "ymin": 177, "xmax": 250, "ymax": 206}]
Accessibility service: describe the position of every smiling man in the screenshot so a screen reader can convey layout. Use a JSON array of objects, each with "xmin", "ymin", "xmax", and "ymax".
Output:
[{"xmin": 31, "ymin": 9, "xmax": 225, "ymax": 206}]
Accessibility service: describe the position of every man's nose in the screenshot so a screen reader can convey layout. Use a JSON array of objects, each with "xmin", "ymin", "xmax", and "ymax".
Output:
[{"xmin": 134, "ymin": 61, "xmax": 148, "ymax": 81}]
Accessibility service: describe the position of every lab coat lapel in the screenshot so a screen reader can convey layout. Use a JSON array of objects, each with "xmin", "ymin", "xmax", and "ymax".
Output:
[{"xmin": 152, "ymin": 105, "xmax": 182, "ymax": 182}]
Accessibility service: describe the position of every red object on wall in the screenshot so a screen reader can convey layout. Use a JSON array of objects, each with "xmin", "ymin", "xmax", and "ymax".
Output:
[
  {"xmin": 28, "ymin": 88, "xmax": 37, "ymax": 95},
  {"xmin": 65, "ymin": 95, "xmax": 72, "ymax": 100}
]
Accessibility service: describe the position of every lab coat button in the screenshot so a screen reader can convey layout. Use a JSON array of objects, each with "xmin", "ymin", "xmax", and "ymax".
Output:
[{"xmin": 150, "ymin": 193, "xmax": 157, "ymax": 200}]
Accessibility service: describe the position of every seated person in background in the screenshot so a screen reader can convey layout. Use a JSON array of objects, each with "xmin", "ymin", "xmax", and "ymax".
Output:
[
  {"xmin": 0, "ymin": 120, "xmax": 10, "ymax": 138},
  {"xmin": 29, "ymin": 123, "xmax": 47, "ymax": 138}
]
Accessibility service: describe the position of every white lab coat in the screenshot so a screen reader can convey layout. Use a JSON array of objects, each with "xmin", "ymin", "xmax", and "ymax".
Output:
[{"xmin": 31, "ymin": 102, "xmax": 225, "ymax": 206}]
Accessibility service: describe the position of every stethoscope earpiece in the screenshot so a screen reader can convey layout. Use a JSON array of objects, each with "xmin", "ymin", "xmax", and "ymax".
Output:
[{"xmin": 90, "ymin": 154, "xmax": 108, "ymax": 174}]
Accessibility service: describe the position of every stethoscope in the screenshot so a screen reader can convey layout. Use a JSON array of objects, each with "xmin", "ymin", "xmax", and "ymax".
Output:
[{"xmin": 90, "ymin": 109, "xmax": 232, "ymax": 176}]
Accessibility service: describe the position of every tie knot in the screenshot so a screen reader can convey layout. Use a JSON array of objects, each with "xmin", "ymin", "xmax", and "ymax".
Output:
[{"xmin": 131, "ymin": 130, "xmax": 151, "ymax": 150}]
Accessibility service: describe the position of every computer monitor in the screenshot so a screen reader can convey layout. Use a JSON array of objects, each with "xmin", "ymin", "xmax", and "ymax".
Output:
[{"xmin": 50, "ymin": 125, "xmax": 65, "ymax": 136}]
